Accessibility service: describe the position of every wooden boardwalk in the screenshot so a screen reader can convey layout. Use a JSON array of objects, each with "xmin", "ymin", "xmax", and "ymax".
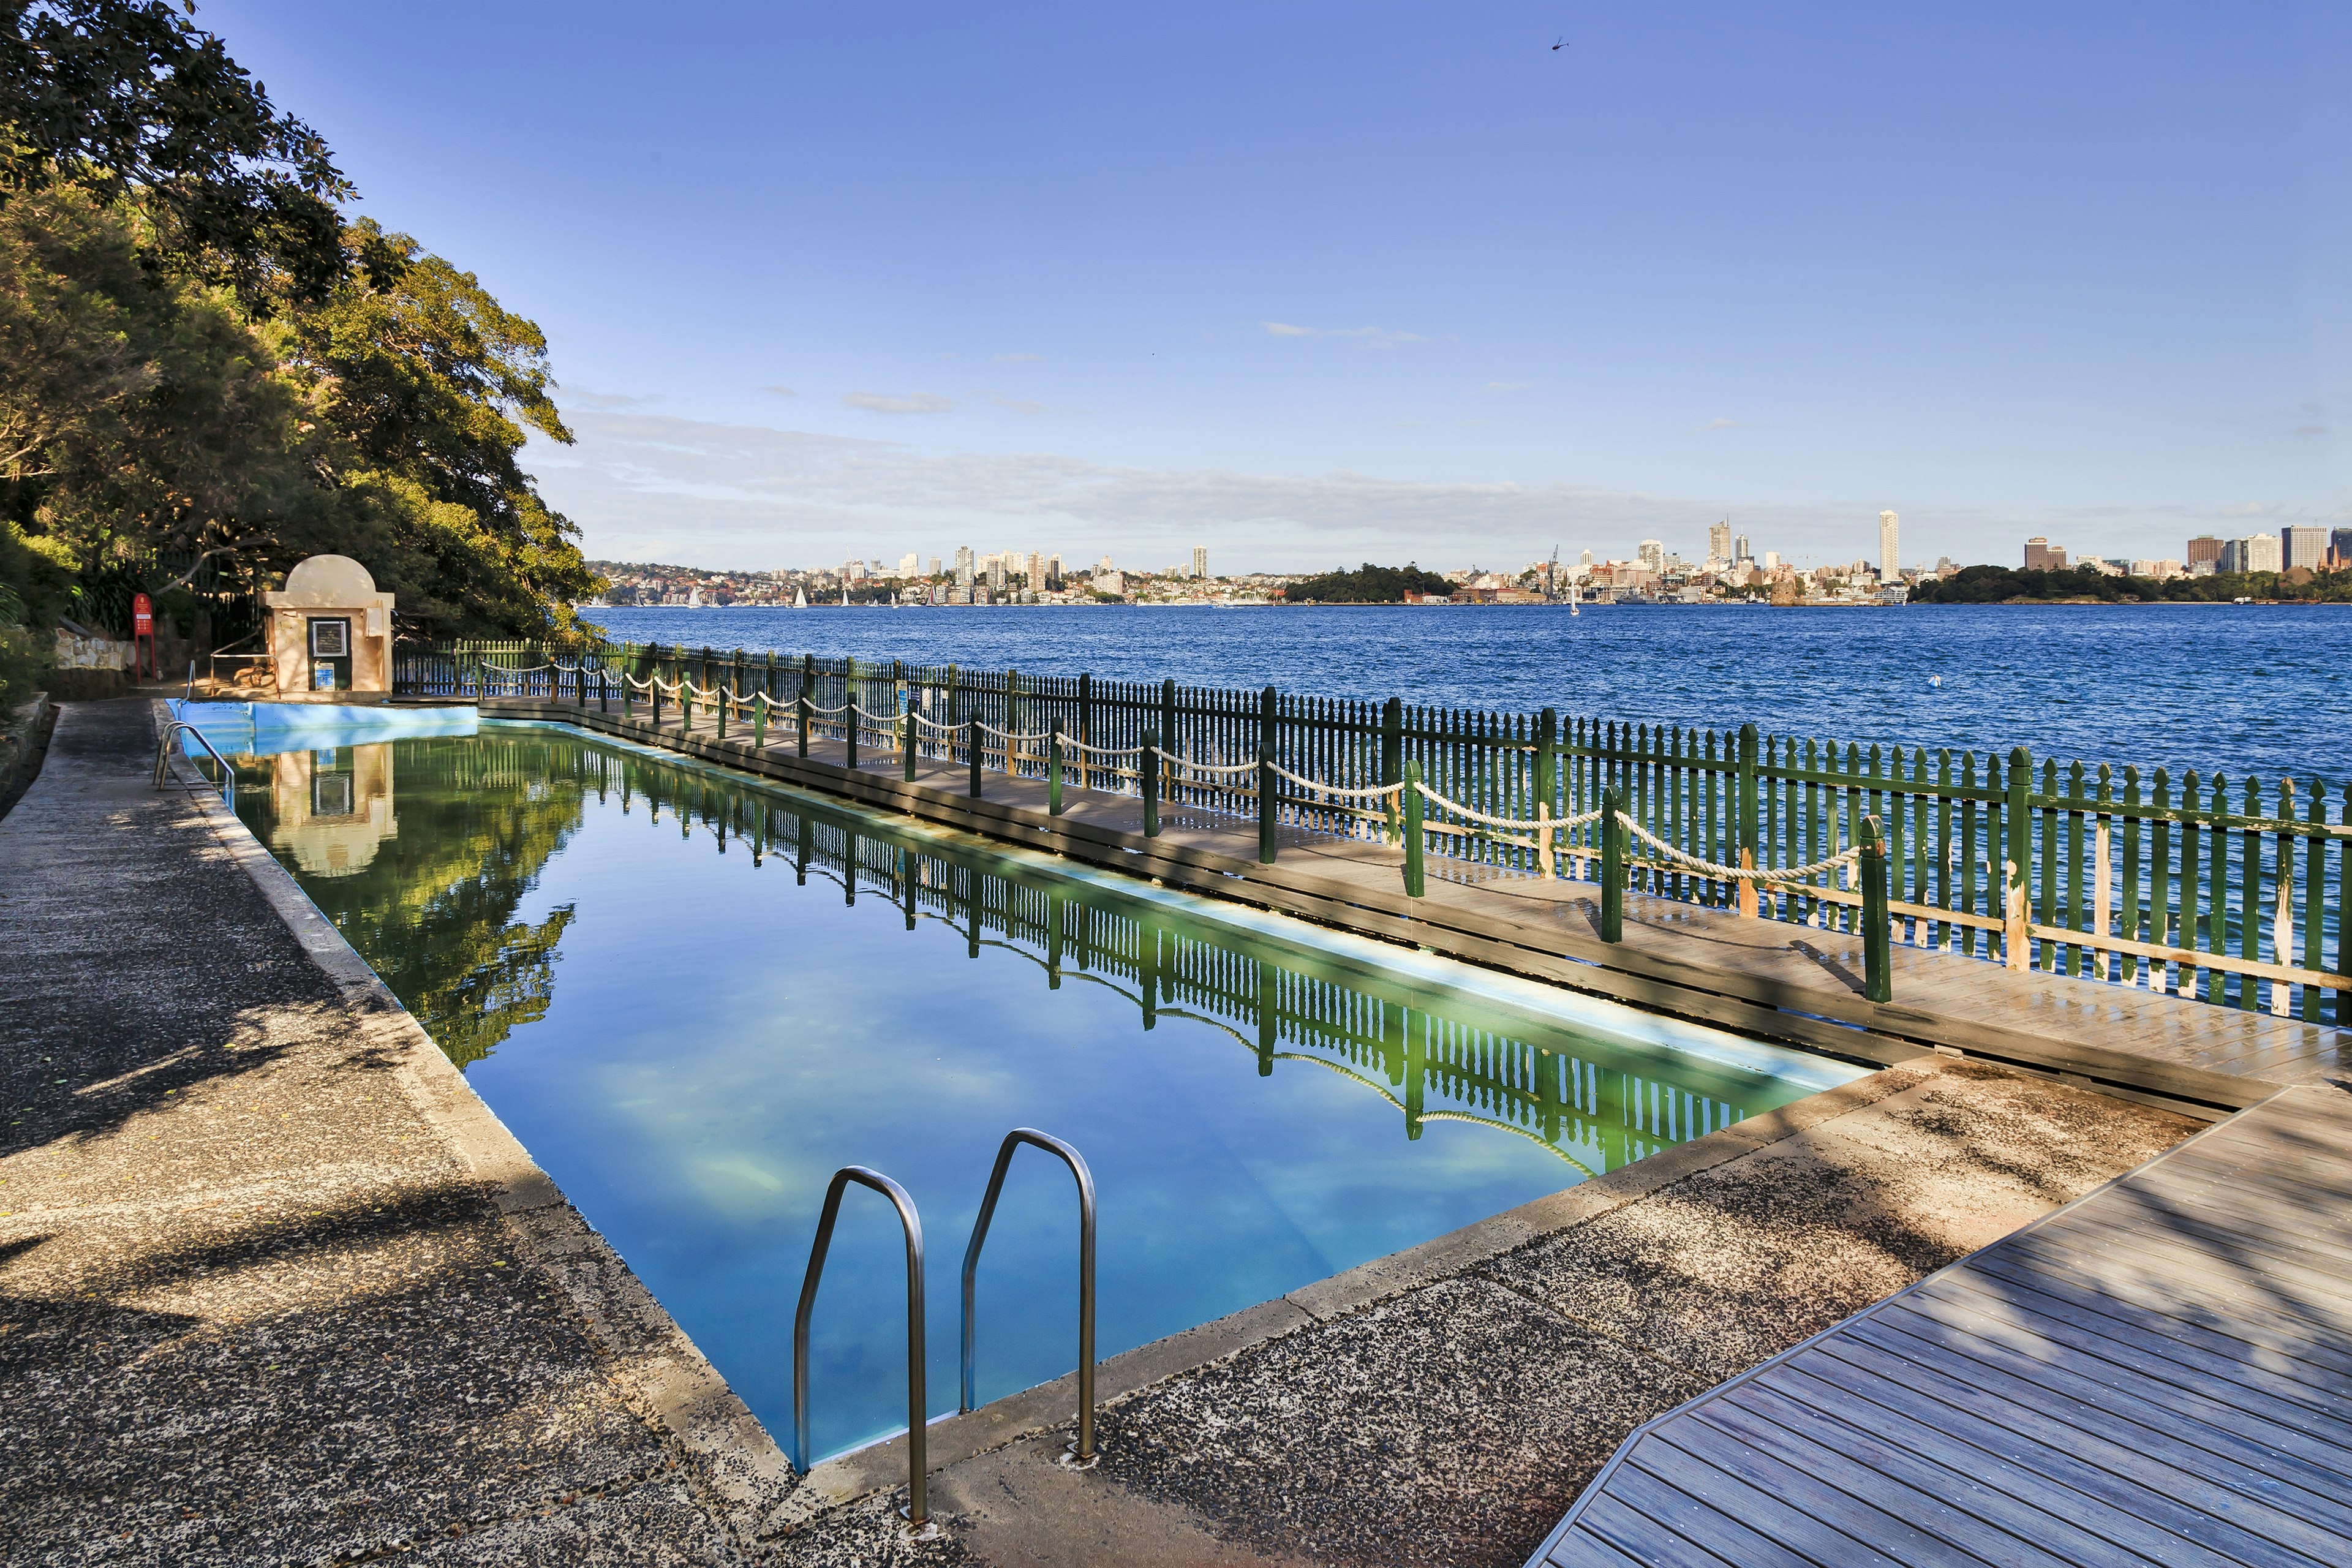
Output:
[
  {"xmin": 483, "ymin": 699, "xmax": 2343, "ymax": 1112},
  {"xmin": 1525, "ymin": 1082, "xmax": 2352, "ymax": 1568}
]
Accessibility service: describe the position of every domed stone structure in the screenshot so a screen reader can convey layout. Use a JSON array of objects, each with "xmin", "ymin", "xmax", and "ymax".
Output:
[{"xmin": 263, "ymin": 555, "xmax": 395, "ymax": 697}]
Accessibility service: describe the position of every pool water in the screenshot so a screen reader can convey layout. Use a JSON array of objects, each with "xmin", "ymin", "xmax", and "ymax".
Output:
[{"xmin": 222, "ymin": 720, "xmax": 1864, "ymax": 1463}]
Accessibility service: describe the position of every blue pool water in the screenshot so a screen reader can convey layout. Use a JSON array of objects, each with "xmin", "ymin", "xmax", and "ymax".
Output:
[{"xmin": 224, "ymin": 720, "xmax": 1864, "ymax": 1463}]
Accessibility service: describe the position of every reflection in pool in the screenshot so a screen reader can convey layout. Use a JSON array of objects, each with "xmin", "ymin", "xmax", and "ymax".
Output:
[{"xmin": 227, "ymin": 721, "xmax": 1864, "ymax": 1461}]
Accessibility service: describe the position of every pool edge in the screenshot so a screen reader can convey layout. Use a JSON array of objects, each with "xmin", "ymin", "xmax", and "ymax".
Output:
[{"xmin": 149, "ymin": 701, "xmax": 805, "ymax": 1546}]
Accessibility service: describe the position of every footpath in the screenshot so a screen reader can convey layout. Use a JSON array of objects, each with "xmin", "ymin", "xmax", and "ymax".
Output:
[
  {"xmin": 0, "ymin": 699, "xmax": 791, "ymax": 1564},
  {"xmin": 0, "ymin": 697, "xmax": 2218, "ymax": 1566}
]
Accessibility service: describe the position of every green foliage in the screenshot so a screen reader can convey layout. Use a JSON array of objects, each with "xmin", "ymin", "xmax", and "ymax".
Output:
[
  {"xmin": 1284, "ymin": 562, "xmax": 1455, "ymax": 603},
  {"xmin": 1911, "ymin": 564, "xmax": 2352, "ymax": 604},
  {"xmin": 0, "ymin": 0, "xmax": 350, "ymax": 308}
]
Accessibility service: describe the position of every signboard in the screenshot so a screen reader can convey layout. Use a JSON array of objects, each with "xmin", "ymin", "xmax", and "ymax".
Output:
[{"xmin": 132, "ymin": 592, "xmax": 153, "ymax": 637}]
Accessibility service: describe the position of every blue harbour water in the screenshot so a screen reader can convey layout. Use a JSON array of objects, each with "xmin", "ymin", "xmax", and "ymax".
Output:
[
  {"xmin": 221, "ymin": 722, "xmax": 1860, "ymax": 1464},
  {"xmin": 587, "ymin": 603, "xmax": 2352, "ymax": 783}
]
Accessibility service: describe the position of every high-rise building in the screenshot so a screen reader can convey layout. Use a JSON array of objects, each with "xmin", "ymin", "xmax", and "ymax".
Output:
[
  {"xmin": 898, "ymin": 552, "xmax": 919, "ymax": 578},
  {"xmin": 2332, "ymin": 529, "xmax": 2352, "ymax": 568},
  {"xmin": 987, "ymin": 557, "xmax": 1007, "ymax": 592},
  {"xmin": 953, "ymin": 545, "xmax": 974, "ymax": 587},
  {"xmin": 1637, "ymin": 540, "xmax": 1664, "ymax": 573},
  {"xmin": 928, "ymin": 556, "xmax": 942, "ymax": 578},
  {"xmin": 1048, "ymin": 554, "xmax": 1064, "ymax": 581},
  {"xmin": 1707, "ymin": 521, "xmax": 1732, "ymax": 564},
  {"xmin": 2282, "ymin": 526, "xmax": 2329, "ymax": 572},
  {"xmin": 1027, "ymin": 551, "xmax": 1045, "ymax": 587},
  {"xmin": 2243, "ymin": 534, "xmax": 2282, "ymax": 573},
  {"xmin": 1733, "ymin": 534, "xmax": 1752, "ymax": 564},
  {"xmin": 1579, "ymin": 548, "xmax": 1594, "ymax": 568},
  {"xmin": 2185, "ymin": 536, "xmax": 2223, "ymax": 569},
  {"xmin": 2024, "ymin": 537, "xmax": 2067, "ymax": 571},
  {"xmin": 1878, "ymin": 511, "xmax": 1899, "ymax": 582},
  {"xmin": 1193, "ymin": 546, "xmax": 1209, "ymax": 581}
]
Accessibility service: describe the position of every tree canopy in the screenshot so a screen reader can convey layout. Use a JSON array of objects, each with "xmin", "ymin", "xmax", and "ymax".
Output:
[
  {"xmin": 1910, "ymin": 564, "xmax": 2352, "ymax": 604},
  {"xmin": 0, "ymin": 1, "xmax": 602, "ymax": 704},
  {"xmin": 1284, "ymin": 562, "xmax": 1455, "ymax": 603}
]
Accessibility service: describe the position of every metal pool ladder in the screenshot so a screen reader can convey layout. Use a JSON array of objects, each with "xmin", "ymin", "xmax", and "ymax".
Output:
[
  {"xmin": 792, "ymin": 1166, "xmax": 940, "ymax": 1539},
  {"xmin": 152, "ymin": 720, "xmax": 236, "ymax": 810},
  {"xmin": 960, "ymin": 1128, "xmax": 1098, "ymax": 1468}
]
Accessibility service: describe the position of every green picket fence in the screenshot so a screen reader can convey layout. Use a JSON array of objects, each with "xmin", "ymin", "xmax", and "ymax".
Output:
[{"xmin": 393, "ymin": 638, "xmax": 2351, "ymax": 1023}]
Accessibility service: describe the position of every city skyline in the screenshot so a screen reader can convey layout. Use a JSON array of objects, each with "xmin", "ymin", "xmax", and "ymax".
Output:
[{"xmin": 200, "ymin": 1, "xmax": 2351, "ymax": 573}]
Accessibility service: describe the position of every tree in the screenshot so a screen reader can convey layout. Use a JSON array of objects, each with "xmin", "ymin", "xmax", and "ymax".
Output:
[
  {"xmin": 1286, "ymin": 562, "xmax": 1455, "ymax": 603},
  {"xmin": 0, "ymin": 0, "xmax": 350, "ymax": 307}
]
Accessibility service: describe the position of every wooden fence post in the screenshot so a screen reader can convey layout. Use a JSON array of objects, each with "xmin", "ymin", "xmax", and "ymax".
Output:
[
  {"xmin": 1161, "ymin": 679, "xmax": 1179, "ymax": 809},
  {"xmin": 969, "ymin": 713, "xmax": 982, "ymax": 798},
  {"xmin": 1382, "ymin": 697, "xmax": 1403, "ymax": 843},
  {"xmin": 1536, "ymin": 707, "xmax": 1558, "ymax": 877},
  {"xmin": 1862, "ymin": 815, "xmax": 1893, "ymax": 1002},
  {"xmin": 1142, "ymin": 729, "xmax": 1161, "ymax": 837},
  {"xmin": 652, "ymin": 673, "xmax": 664, "ymax": 729},
  {"xmin": 843, "ymin": 657, "xmax": 858, "ymax": 771},
  {"xmin": 1600, "ymin": 786, "xmax": 1624, "ymax": 942},
  {"xmin": 902, "ymin": 694, "xmax": 916, "ymax": 782},
  {"xmin": 797, "ymin": 688, "xmax": 810, "ymax": 759},
  {"xmin": 2005, "ymin": 746, "xmax": 2032, "ymax": 969},
  {"xmin": 1401, "ymin": 761, "xmax": 1425, "ymax": 897},
  {"xmin": 1049, "ymin": 721, "xmax": 1065, "ymax": 815},
  {"xmin": 1738, "ymin": 722, "xmax": 1761, "ymax": 917},
  {"xmin": 752, "ymin": 692, "xmax": 767, "ymax": 748},
  {"xmin": 1258, "ymin": 748, "xmax": 1278, "ymax": 864}
]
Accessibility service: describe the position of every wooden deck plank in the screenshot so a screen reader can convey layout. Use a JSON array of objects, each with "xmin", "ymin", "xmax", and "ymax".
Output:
[
  {"xmin": 1914, "ymin": 1274, "xmax": 2352, "ymax": 1433},
  {"xmin": 1570, "ymin": 1491, "xmax": 1743, "ymax": 1568},
  {"xmin": 1749, "ymin": 1361, "xmax": 2224, "ymax": 1567},
  {"xmin": 1638, "ymin": 1424, "xmax": 1955, "ymax": 1568},
  {"xmin": 1604, "ymin": 1450, "xmax": 1836, "ymax": 1568},
  {"xmin": 1687, "ymin": 1391, "xmax": 2100, "ymax": 1568},
  {"xmin": 1976, "ymin": 1237, "xmax": 2352, "ymax": 1372},
  {"xmin": 1855, "ymin": 1311, "xmax": 2352, "ymax": 1535},
  {"xmin": 1802, "ymin": 1335, "xmax": 2346, "ymax": 1567},
  {"xmin": 1879, "ymin": 1295, "xmax": 2352, "ymax": 1475},
  {"xmin": 1539, "ymin": 1525, "xmax": 1651, "ymax": 1568},
  {"xmin": 1526, "ymin": 1090, "xmax": 2352, "ymax": 1568}
]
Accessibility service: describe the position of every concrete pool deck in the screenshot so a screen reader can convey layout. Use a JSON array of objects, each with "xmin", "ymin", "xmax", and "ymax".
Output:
[{"xmin": 0, "ymin": 699, "xmax": 2217, "ymax": 1564}]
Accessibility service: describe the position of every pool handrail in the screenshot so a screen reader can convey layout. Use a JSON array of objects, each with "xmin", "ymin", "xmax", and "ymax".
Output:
[
  {"xmin": 959, "ymin": 1128, "xmax": 1097, "ymax": 1466},
  {"xmin": 792, "ymin": 1164, "xmax": 938, "ymax": 1534},
  {"xmin": 152, "ymin": 720, "xmax": 236, "ymax": 812}
]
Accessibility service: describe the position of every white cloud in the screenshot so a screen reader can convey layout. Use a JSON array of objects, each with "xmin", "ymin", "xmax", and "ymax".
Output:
[
  {"xmin": 993, "ymin": 352, "xmax": 1043, "ymax": 362},
  {"xmin": 981, "ymin": 390, "xmax": 1049, "ymax": 415},
  {"xmin": 1705, "ymin": 417, "xmax": 1746, "ymax": 430},
  {"xmin": 842, "ymin": 391, "xmax": 956, "ymax": 414},
  {"xmin": 761, "ymin": 385, "xmax": 797, "ymax": 397},
  {"xmin": 1262, "ymin": 322, "xmax": 1428, "ymax": 347},
  {"xmin": 1484, "ymin": 381, "xmax": 1531, "ymax": 393}
]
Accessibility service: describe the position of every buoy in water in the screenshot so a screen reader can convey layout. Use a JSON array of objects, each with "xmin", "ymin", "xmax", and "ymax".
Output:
[{"xmin": 1928, "ymin": 674, "xmax": 1943, "ymax": 688}]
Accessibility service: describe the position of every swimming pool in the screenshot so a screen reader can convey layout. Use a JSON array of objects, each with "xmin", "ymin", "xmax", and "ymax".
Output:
[{"xmin": 215, "ymin": 718, "xmax": 1866, "ymax": 1463}]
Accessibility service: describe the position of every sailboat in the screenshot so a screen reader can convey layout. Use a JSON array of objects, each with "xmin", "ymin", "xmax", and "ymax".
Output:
[
  {"xmin": 1569, "ymin": 581, "xmax": 1581, "ymax": 617},
  {"xmin": 793, "ymin": 587, "xmax": 807, "ymax": 609}
]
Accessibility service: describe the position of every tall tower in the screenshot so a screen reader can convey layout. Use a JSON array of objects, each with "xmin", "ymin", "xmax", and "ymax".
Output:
[
  {"xmin": 1708, "ymin": 521, "xmax": 1732, "ymax": 565},
  {"xmin": 1192, "ymin": 545, "xmax": 1208, "ymax": 581},
  {"xmin": 1878, "ymin": 511, "xmax": 1899, "ymax": 582}
]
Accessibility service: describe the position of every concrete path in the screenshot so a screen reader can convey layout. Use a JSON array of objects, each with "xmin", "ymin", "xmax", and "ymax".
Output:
[{"xmin": 0, "ymin": 699, "xmax": 789, "ymax": 1564}]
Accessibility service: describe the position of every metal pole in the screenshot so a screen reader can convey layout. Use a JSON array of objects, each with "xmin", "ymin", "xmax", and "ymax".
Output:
[
  {"xmin": 960, "ymin": 1130, "xmax": 1096, "ymax": 1466},
  {"xmin": 791, "ymin": 1167, "xmax": 933, "ymax": 1530}
]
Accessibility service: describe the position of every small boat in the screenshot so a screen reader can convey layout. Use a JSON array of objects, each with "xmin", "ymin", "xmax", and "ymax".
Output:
[
  {"xmin": 793, "ymin": 587, "xmax": 807, "ymax": 609},
  {"xmin": 1569, "ymin": 582, "xmax": 1581, "ymax": 617}
]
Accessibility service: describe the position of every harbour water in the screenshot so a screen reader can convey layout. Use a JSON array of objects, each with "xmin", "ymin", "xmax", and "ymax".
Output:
[{"xmin": 585, "ymin": 602, "xmax": 2351, "ymax": 782}]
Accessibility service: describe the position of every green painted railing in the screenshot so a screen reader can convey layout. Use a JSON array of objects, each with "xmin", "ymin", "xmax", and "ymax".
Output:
[{"xmin": 394, "ymin": 638, "xmax": 2352, "ymax": 1023}]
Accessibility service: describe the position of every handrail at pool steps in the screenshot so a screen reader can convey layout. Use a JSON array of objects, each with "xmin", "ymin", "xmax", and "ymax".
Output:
[
  {"xmin": 394, "ymin": 637, "xmax": 2352, "ymax": 1023},
  {"xmin": 960, "ymin": 1128, "xmax": 1098, "ymax": 1468},
  {"xmin": 153, "ymin": 720, "xmax": 236, "ymax": 811},
  {"xmin": 791, "ymin": 1165, "xmax": 942, "ymax": 1541}
]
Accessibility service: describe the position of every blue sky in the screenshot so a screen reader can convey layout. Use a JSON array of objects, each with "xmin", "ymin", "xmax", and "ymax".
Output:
[{"xmin": 204, "ymin": 1, "xmax": 2349, "ymax": 573}]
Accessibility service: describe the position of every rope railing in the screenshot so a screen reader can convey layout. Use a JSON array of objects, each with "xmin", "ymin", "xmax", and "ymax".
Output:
[{"xmin": 1615, "ymin": 812, "xmax": 1861, "ymax": 885}]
